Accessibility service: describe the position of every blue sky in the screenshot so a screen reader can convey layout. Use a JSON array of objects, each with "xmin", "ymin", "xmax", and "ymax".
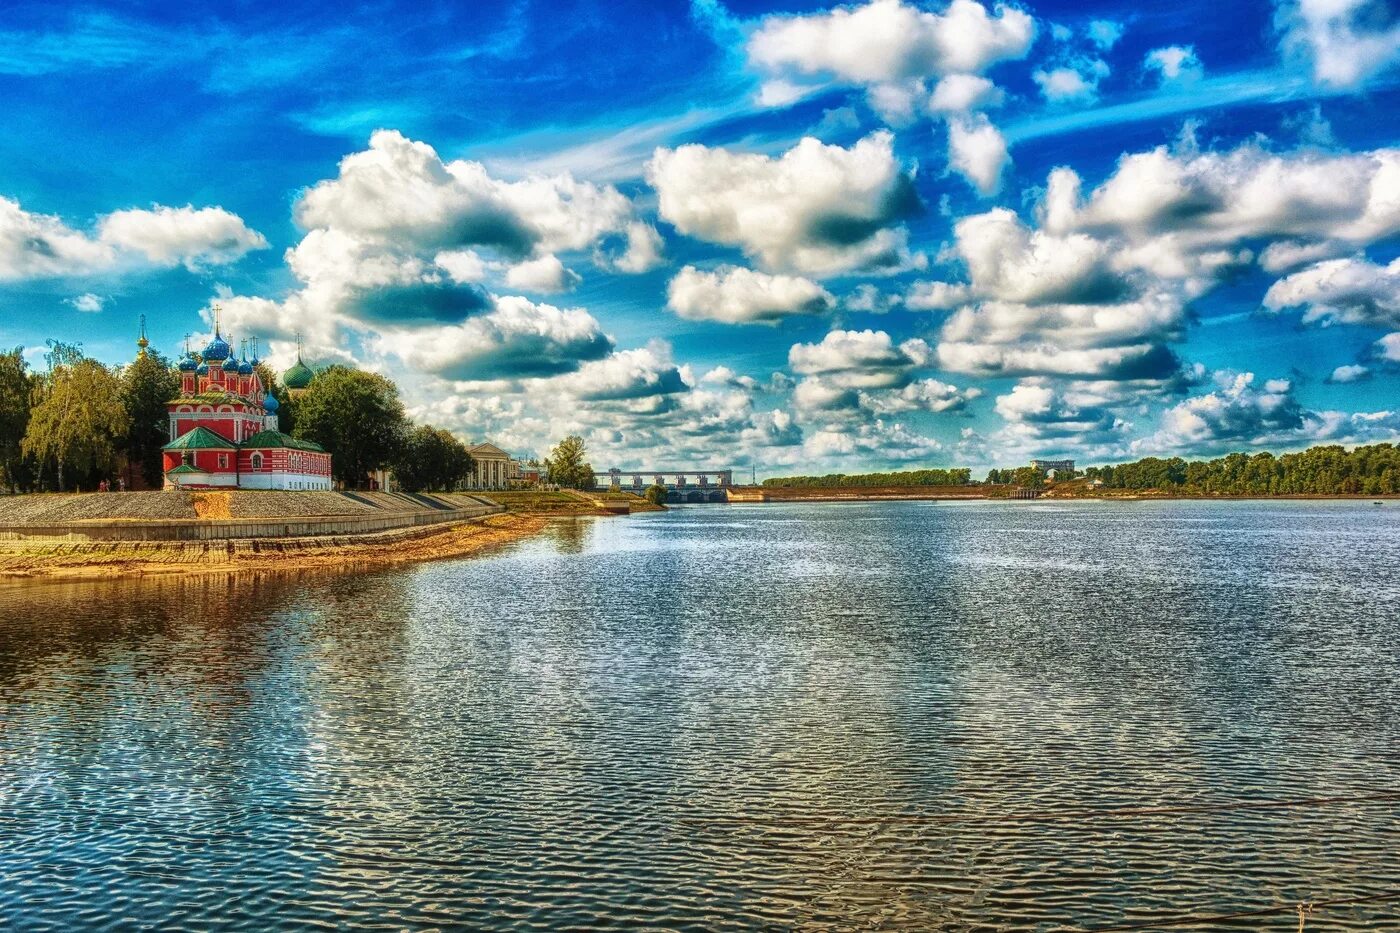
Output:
[{"xmin": 1, "ymin": 0, "xmax": 1398, "ymax": 474}]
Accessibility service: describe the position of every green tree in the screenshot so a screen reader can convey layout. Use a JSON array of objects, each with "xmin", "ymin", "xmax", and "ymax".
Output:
[
  {"xmin": 121, "ymin": 348, "xmax": 180, "ymax": 488},
  {"xmin": 644, "ymin": 483, "xmax": 668, "ymax": 506},
  {"xmin": 394, "ymin": 426, "xmax": 475, "ymax": 492},
  {"xmin": 544, "ymin": 435, "xmax": 595, "ymax": 488},
  {"xmin": 0, "ymin": 348, "xmax": 36, "ymax": 492},
  {"xmin": 23, "ymin": 357, "xmax": 131, "ymax": 491},
  {"xmin": 1011, "ymin": 466, "xmax": 1045, "ymax": 489},
  {"xmin": 293, "ymin": 366, "xmax": 410, "ymax": 488}
]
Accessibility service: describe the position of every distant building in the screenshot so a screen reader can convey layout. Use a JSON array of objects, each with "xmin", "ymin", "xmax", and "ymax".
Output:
[
  {"xmin": 467, "ymin": 443, "xmax": 512, "ymax": 489},
  {"xmin": 1030, "ymin": 458, "xmax": 1076, "ymax": 477}
]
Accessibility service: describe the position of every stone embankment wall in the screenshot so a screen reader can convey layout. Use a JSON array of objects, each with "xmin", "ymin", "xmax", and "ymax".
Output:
[{"xmin": 0, "ymin": 490, "xmax": 503, "ymax": 542}]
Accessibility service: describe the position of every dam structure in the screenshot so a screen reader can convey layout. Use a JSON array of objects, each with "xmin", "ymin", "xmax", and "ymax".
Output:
[{"xmin": 592, "ymin": 469, "xmax": 735, "ymax": 503}]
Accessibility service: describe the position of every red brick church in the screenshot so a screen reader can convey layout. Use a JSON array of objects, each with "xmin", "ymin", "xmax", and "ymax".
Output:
[{"xmin": 162, "ymin": 313, "xmax": 332, "ymax": 490}]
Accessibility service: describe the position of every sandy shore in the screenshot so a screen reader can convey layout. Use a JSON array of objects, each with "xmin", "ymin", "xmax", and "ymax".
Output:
[{"xmin": 0, "ymin": 513, "xmax": 548, "ymax": 582}]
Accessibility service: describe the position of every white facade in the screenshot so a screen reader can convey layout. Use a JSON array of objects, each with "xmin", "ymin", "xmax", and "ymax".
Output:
[
  {"xmin": 236, "ymin": 472, "xmax": 333, "ymax": 491},
  {"xmin": 468, "ymin": 443, "xmax": 512, "ymax": 489}
]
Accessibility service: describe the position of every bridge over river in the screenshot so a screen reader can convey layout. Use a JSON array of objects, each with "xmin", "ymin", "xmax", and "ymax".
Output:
[{"xmin": 592, "ymin": 468, "xmax": 735, "ymax": 503}]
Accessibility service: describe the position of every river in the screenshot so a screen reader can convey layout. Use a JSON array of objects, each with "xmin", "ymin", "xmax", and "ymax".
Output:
[{"xmin": 1, "ymin": 500, "xmax": 1397, "ymax": 930}]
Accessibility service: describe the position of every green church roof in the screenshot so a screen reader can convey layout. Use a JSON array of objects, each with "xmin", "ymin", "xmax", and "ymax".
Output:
[
  {"xmin": 164, "ymin": 464, "xmax": 204, "ymax": 475},
  {"xmin": 282, "ymin": 358, "xmax": 314, "ymax": 389},
  {"xmin": 241, "ymin": 430, "xmax": 326, "ymax": 453},
  {"xmin": 163, "ymin": 426, "xmax": 237, "ymax": 451}
]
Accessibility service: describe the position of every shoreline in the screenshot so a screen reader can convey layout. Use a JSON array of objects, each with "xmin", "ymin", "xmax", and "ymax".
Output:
[{"xmin": 0, "ymin": 512, "xmax": 549, "ymax": 582}]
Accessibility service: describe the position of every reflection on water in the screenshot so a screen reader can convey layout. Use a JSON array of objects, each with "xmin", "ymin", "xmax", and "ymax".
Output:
[{"xmin": 1, "ymin": 500, "xmax": 1398, "ymax": 930}]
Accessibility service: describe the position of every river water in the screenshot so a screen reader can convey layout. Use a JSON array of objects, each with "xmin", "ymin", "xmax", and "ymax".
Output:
[{"xmin": 1, "ymin": 500, "xmax": 1397, "ymax": 931}]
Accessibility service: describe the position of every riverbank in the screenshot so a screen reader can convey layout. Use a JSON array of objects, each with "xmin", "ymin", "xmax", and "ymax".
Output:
[{"xmin": 0, "ymin": 512, "xmax": 547, "ymax": 581}]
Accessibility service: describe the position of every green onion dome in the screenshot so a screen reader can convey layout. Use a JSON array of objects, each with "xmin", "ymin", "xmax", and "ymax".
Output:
[{"xmin": 282, "ymin": 358, "xmax": 314, "ymax": 390}]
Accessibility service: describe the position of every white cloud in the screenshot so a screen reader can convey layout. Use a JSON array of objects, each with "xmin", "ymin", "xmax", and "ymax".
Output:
[
  {"xmin": 1275, "ymin": 0, "xmax": 1400, "ymax": 89},
  {"xmin": 434, "ymin": 249, "xmax": 488, "ymax": 283},
  {"xmin": 667, "ymin": 265, "xmax": 834, "ymax": 324},
  {"xmin": 295, "ymin": 129, "xmax": 645, "ymax": 263},
  {"xmin": 1376, "ymin": 331, "xmax": 1400, "ymax": 362},
  {"xmin": 371, "ymin": 295, "xmax": 613, "ymax": 381},
  {"xmin": 649, "ymin": 132, "xmax": 923, "ymax": 276},
  {"xmin": 947, "ymin": 113, "xmax": 1009, "ymax": 196},
  {"xmin": 96, "ymin": 205, "xmax": 267, "ymax": 269},
  {"xmin": 1140, "ymin": 369, "xmax": 1400, "ymax": 451},
  {"xmin": 993, "ymin": 378, "xmax": 1128, "ymax": 450},
  {"xmin": 553, "ymin": 342, "xmax": 690, "ymax": 401},
  {"xmin": 68, "ymin": 293, "xmax": 103, "ymax": 312},
  {"xmin": 603, "ymin": 222, "xmax": 665, "ymax": 274},
  {"xmin": 927, "ymin": 73, "xmax": 1005, "ymax": 113},
  {"xmin": 1143, "ymin": 371, "xmax": 1304, "ymax": 448},
  {"xmin": 747, "ymin": 0, "xmax": 1035, "ymax": 86},
  {"xmin": 860, "ymin": 378, "xmax": 982, "ymax": 413},
  {"xmin": 1327, "ymin": 363, "xmax": 1371, "ymax": 383},
  {"xmin": 1145, "ymin": 46, "xmax": 1203, "ymax": 83},
  {"xmin": 1263, "ymin": 255, "xmax": 1400, "ymax": 328},
  {"xmin": 788, "ymin": 329, "xmax": 930, "ymax": 387},
  {"xmin": 505, "ymin": 254, "xmax": 581, "ymax": 293},
  {"xmin": 1033, "ymin": 58, "xmax": 1110, "ymax": 103},
  {"xmin": 0, "ymin": 196, "xmax": 265, "ymax": 281}
]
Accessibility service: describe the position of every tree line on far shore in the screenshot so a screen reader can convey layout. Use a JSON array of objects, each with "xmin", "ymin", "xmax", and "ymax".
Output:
[
  {"xmin": 762, "ymin": 467, "xmax": 973, "ymax": 488},
  {"xmin": 1082, "ymin": 444, "xmax": 1399, "ymax": 495}
]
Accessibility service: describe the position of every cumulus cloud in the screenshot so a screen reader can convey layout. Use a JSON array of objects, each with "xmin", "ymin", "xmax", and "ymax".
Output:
[
  {"xmin": 1066, "ymin": 143, "xmax": 1400, "ymax": 251},
  {"xmin": 860, "ymin": 378, "xmax": 982, "ymax": 413},
  {"xmin": 1275, "ymin": 0, "xmax": 1400, "ymax": 89},
  {"xmin": 923, "ymin": 140, "xmax": 1400, "ymax": 384},
  {"xmin": 96, "ymin": 205, "xmax": 268, "ymax": 269},
  {"xmin": 1376, "ymin": 331, "xmax": 1400, "ymax": 363},
  {"xmin": 927, "ymin": 73, "xmax": 1005, "ymax": 113},
  {"xmin": 667, "ymin": 265, "xmax": 834, "ymax": 324},
  {"xmin": 946, "ymin": 113, "xmax": 1009, "ymax": 195},
  {"xmin": 0, "ymin": 196, "xmax": 265, "ymax": 281},
  {"xmin": 788, "ymin": 329, "xmax": 930, "ymax": 387},
  {"xmin": 1143, "ymin": 372, "xmax": 1306, "ymax": 449},
  {"xmin": 1263, "ymin": 256, "xmax": 1400, "ymax": 328},
  {"xmin": 295, "ymin": 130, "xmax": 641, "ymax": 262},
  {"xmin": 371, "ymin": 296, "xmax": 613, "ymax": 381},
  {"xmin": 1327, "ymin": 363, "xmax": 1371, "ymax": 383},
  {"xmin": 1033, "ymin": 58, "xmax": 1110, "ymax": 103},
  {"xmin": 68, "ymin": 293, "xmax": 103, "ymax": 312},
  {"xmin": 993, "ymin": 378, "xmax": 1129, "ymax": 450},
  {"xmin": 1145, "ymin": 46, "xmax": 1203, "ymax": 83},
  {"xmin": 505, "ymin": 254, "xmax": 582, "ymax": 293},
  {"xmin": 746, "ymin": 0, "xmax": 1035, "ymax": 86},
  {"xmin": 1133, "ymin": 369, "xmax": 1400, "ymax": 453},
  {"xmin": 553, "ymin": 343, "xmax": 690, "ymax": 401},
  {"xmin": 600, "ymin": 222, "xmax": 665, "ymax": 274},
  {"xmin": 649, "ymin": 132, "xmax": 922, "ymax": 276}
]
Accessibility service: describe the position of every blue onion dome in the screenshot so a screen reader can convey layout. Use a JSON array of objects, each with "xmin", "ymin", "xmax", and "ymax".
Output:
[
  {"xmin": 282, "ymin": 358, "xmax": 314, "ymax": 390},
  {"xmin": 222, "ymin": 355, "xmax": 241, "ymax": 372},
  {"xmin": 177, "ymin": 355, "xmax": 198, "ymax": 372},
  {"xmin": 238, "ymin": 358, "xmax": 254, "ymax": 375},
  {"xmin": 263, "ymin": 392, "xmax": 280, "ymax": 412},
  {"xmin": 203, "ymin": 333, "xmax": 232, "ymax": 361},
  {"xmin": 197, "ymin": 362, "xmax": 210, "ymax": 375}
]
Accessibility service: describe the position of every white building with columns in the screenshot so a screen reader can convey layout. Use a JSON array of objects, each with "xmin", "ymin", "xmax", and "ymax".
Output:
[{"xmin": 468, "ymin": 443, "xmax": 513, "ymax": 489}]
